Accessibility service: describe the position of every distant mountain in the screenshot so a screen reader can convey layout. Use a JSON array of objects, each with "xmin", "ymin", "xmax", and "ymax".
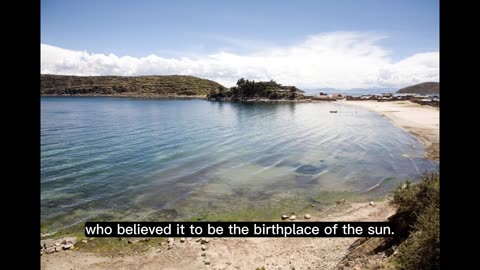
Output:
[
  {"xmin": 397, "ymin": 82, "xmax": 439, "ymax": 95},
  {"xmin": 41, "ymin": 74, "xmax": 227, "ymax": 97}
]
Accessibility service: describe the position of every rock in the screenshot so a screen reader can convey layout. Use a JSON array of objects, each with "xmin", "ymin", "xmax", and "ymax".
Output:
[
  {"xmin": 167, "ymin": 238, "xmax": 174, "ymax": 249},
  {"xmin": 304, "ymin": 214, "xmax": 312, "ymax": 219},
  {"xmin": 180, "ymin": 237, "xmax": 186, "ymax": 243},
  {"xmin": 201, "ymin": 252, "xmax": 206, "ymax": 257},
  {"xmin": 311, "ymin": 204, "xmax": 315, "ymax": 207},
  {"xmin": 81, "ymin": 239, "xmax": 88, "ymax": 244},
  {"xmin": 369, "ymin": 201, "xmax": 375, "ymax": 206},
  {"xmin": 204, "ymin": 258, "xmax": 211, "ymax": 265},
  {"xmin": 204, "ymin": 238, "xmax": 210, "ymax": 243},
  {"xmin": 63, "ymin": 243, "xmax": 74, "ymax": 250},
  {"xmin": 281, "ymin": 215, "xmax": 289, "ymax": 220},
  {"xmin": 200, "ymin": 238, "xmax": 207, "ymax": 244},
  {"xmin": 45, "ymin": 247, "xmax": 56, "ymax": 254},
  {"xmin": 54, "ymin": 242, "xmax": 61, "ymax": 247},
  {"xmin": 289, "ymin": 215, "xmax": 296, "ymax": 220},
  {"xmin": 62, "ymin": 237, "xmax": 77, "ymax": 245},
  {"xmin": 41, "ymin": 239, "xmax": 56, "ymax": 249},
  {"xmin": 195, "ymin": 238, "xmax": 202, "ymax": 242},
  {"xmin": 54, "ymin": 246, "xmax": 62, "ymax": 252},
  {"xmin": 201, "ymin": 245, "xmax": 207, "ymax": 251},
  {"xmin": 336, "ymin": 199, "xmax": 346, "ymax": 204}
]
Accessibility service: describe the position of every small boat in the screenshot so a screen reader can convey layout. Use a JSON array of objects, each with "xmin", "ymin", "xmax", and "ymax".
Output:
[{"xmin": 329, "ymin": 110, "xmax": 338, "ymax": 113}]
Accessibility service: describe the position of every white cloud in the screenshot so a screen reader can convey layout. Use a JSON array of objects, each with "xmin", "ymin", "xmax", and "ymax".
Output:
[{"xmin": 41, "ymin": 32, "xmax": 439, "ymax": 89}]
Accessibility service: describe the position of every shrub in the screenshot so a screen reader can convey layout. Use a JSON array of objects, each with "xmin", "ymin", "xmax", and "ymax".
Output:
[{"xmin": 391, "ymin": 173, "xmax": 439, "ymax": 270}]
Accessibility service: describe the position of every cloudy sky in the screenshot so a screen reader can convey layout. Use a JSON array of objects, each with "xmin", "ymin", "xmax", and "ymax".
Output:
[{"xmin": 41, "ymin": 0, "xmax": 439, "ymax": 90}]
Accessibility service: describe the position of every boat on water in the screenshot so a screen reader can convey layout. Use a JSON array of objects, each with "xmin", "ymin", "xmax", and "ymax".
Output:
[{"xmin": 329, "ymin": 110, "xmax": 338, "ymax": 113}]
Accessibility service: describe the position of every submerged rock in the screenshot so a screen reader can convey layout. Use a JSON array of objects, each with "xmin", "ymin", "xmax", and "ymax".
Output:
[{"xmin": 295, "ymin": 164, "xmax": 327, "ymax": 175}]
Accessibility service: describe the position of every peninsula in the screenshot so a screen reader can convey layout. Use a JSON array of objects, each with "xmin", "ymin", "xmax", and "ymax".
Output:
[{"xmin": 207, "ymin": 78, "xmax": 307, "ymax": 101}]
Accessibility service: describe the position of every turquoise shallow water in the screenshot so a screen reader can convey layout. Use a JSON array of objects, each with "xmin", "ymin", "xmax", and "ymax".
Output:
[{"xmin": 41, "ymin": 97, "xmax": 437, "ymax": 231}]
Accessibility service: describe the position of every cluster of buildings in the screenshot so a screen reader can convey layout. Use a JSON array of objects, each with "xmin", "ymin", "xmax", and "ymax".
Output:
[
  {"xmin": 344, "ymin": 92, "xmax": 440, "ymax": 107},
  {"xmin": 310, "ymin": 91, "xmax": 439, "ymax": 107}
]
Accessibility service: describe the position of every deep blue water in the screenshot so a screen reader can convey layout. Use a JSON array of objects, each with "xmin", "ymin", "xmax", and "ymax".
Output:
[{"xmin": 41, "ymin": 97, "xmax": 437, "ymax": 232}]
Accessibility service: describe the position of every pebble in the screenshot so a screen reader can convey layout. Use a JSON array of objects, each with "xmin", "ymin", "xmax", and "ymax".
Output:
[
  {"xmin": 289, "ymin": 215, "xmax": 296, "ymax": 220},
  {"xmin": 304, "ymin": 214, "xmax": 312, "ymax": 219},
  {"xmin": 180, "ymin": 237, "xmax": 186, "ymax": 243},
  {"xmin": 369, "ymin": 201, "xmax": 375, "ymax": 206},
  {"xmin": 81, "ymin": 239, "xmax": 88, "ymax": 244},
  {"xmin": 201, "ymin": 245, "xmax": 207, "ymax": 251},
  {"xmin": 167, "ymin": 238, "xmax": 174, "ymax": 244},
  {"xmin": 204, "ymin": 258, "xmax": 211, "ymax": 265},
  {"xmin": 281, "ymin": 215, "xmax": 289, "ymax": 220}
]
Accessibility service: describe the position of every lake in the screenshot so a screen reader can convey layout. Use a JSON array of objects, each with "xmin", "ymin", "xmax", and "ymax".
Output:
[{"xmin": 41, "ymin": 97, "xmax": 438, "ymax": 233}]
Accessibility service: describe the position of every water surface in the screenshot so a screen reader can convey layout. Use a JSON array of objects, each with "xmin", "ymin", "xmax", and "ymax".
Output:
[{"xmin": 41, "ymin": 97, "xmax": 438, "ymax": 232}]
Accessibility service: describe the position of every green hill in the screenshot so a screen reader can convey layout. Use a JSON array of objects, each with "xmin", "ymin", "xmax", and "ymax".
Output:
[
  {"xmin": 207, "ymin": 78, "xmax": 306, "ymax": 101},
  {"xmin": 41, "ymin": 74, "xmax": 227, "ymax": 97},
  {"xmin": 396, "ymin": 82, "xmax": 439, "ymax": 95}
]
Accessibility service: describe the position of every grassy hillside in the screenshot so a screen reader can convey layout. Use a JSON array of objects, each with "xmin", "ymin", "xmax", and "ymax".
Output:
[
  {"xmin": 41, "ymin": 74, "xmax": 227, "ymax": 97},
  {"xmin": 397, "ymin": 82, "xmax": 439, "ymax": 94}
]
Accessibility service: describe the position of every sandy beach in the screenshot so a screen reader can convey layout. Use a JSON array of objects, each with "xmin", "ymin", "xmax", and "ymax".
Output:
[
  {"xmin": 342, "ymin": 100, "xmax": 439, "ymax": 161},
  {"xmin": 41, "ymin": 201, "xmax": 395, "ymax": 270}
]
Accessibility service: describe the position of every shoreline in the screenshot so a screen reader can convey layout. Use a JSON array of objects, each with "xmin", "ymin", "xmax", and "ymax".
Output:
[
  {"xmin": 341, "ymin": 100, "xmax": 439, "ymax": 161},
  {"xmin": 41, "ymin": 200, "xmax": 395, "ymax": 270}
]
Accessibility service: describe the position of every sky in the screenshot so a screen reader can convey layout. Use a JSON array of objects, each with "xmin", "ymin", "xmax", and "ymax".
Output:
[{"xmin": 41, "ymin": 0, "xmax": 439, "ymax": 89}]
